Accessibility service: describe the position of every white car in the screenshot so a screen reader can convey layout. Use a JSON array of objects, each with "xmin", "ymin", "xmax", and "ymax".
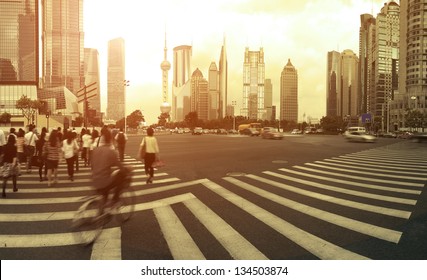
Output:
[{"xmin": 345, "ymin": 132, "xmax": 376, "ymax": 143}]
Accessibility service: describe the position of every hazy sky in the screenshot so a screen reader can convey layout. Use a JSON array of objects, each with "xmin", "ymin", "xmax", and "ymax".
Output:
[{"xmin": 84, "ymin": 0, "xmax": 394, "ymax": 124}]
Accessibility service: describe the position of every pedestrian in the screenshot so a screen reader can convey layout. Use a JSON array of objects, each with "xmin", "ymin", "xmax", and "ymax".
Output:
[
  {"xmin": 139, "ymin": 127, "xmax": 159, "ymax": 184},
  {"xmin": 72, "ymin": 130, "xmax": 79, "ymax": 172},
  {"xmin": 81, "ymin": 129, "xmax": 92, "ymax": 166},
  {"xmin": 0, "ymin": 128, "xmax": 6, "ymax": 162},
  {"xmin": 115, "ymin": 128, "xmax": 128, "ymax": 161},
  {"xmin": 36, "ymin": 128, "xmax": 48, "ymax": 182},
  {"xmin": 88, "ymin": 129, "xmax": 99, "ymax": 166},
  {"xmin": 2, "ymin": 134, "xmax": 18, "ymax": 197},
  {"xmin": 24, "ymin": 125, "xmax": 39, "ymax": 173},
  {"xmin": 62, "ymin": 131, "xmax": 79, "ymax": 181},
  {"xmin": 43, "ymin": 130, "xmax": 61, "ymax": 187},
  {"xmin": 16, "ymin": 129, "xmax": 25, "ymax": 171}
]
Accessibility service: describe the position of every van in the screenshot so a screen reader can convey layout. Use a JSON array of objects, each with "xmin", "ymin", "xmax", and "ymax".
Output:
[{"xmin": 344, "ymin": 127, "xmax": 366, "ymax": 136}]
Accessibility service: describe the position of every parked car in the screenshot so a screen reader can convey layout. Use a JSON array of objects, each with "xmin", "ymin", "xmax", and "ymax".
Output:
[
  {"xmin": 344, "ymin": 131, "xmax": 376, "ymax": 143},
  {"xmin": 291, "ymin": 129, "xmax": 303, "ymax": 134},
  {"xmin": 261, "ymin": 127, "xmax": 283, "ymax": 140},
  {"xmin": 192, "ymin": 127, "xmax": 203, "ymax": 135},
  {"xmin": 241, "ymin": 128, "xmax": 260, "ymax": 137}
]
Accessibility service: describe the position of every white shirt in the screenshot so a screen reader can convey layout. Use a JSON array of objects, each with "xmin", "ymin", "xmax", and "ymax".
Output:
[
  {"xmin": 140, "ymin": 136, "xmax": 159, "ymax": 153},
  {"xmin": 0, "ymin": 130, "xmax": 6, "ymax": 146},
  {"xmin": 82, "ymin": 134, "xmax": 93, "ymax": 148},
  {"xmin": 24, "ymin": 131, "xmax": 39, "ymax": 146}
]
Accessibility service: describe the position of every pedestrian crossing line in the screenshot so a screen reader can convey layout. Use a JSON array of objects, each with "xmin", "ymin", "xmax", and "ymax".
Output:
[
  {"xmin": 17, "ymin": 173, "xmax": 174, "ymax": 185},
  {"xmin": 320, "ymin": 160, "xmax": 427, "ymax": 176},
  {"xmin": 0, "ymin": 193, "xmax": 195, "ymax": 222},
  {"xmin": 325, "ymin": 158, "xmax": 427, "ymax": 172},
  {"xmin": 91, "ymin": 227, "xmax": 122, "ymax": 260},
  {"xmin": 183, "ymin": 197, "xmax": 268, "ymax": 260},
  {"xmin": 341, "ymin": 154, "xmax": 427, "ymax": 166},
  {"xmin": 224, "ymin": 176, "xmax": 403, "ymax": 243},
  {"xmin": 154, "ymin": 205, "xmax": 206, "ymax": 260},
  {"xmin": 0, "ymin": 231, "xmax": 80, "ymax": 247},
  {"xmin": 337, "ymin": 155, "xmax": 427, "ymax": 169},
  {"xmin": 263, "ymin": 171, "xmax": 417, "ymax": 206},
  {"xmin": 294, "ymin": 166, "xmax": 424, "ymax": 188},
  {"xmin": 278, "ymin": 168, "xmax": 421, "ymax": 195},
  {"xmin": 305, "ymin": 162, "xmax": 427, "ymax": 181},
  {"xmin": 203, "ymin": 179, "xmax": 368, "ymax": 259},
  {"xmin": 355, "ymin": 148, "xmax": 427, "ymax": 157}
]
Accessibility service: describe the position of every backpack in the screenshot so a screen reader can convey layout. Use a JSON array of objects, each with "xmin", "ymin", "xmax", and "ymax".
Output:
[{"xmin": 117, "ymin": 132, "xmax": 126, "ymax": 146}]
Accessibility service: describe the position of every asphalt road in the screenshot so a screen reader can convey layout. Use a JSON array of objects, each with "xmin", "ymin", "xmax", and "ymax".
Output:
[{"xmin": 1, "ymin": 132, "xmax": 426, "ymax": 260}]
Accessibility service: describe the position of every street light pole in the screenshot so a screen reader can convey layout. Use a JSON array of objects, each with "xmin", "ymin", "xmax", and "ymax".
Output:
[{"xmin": 232, "ymin": 101, "xmax": 237, "ymax": 130}]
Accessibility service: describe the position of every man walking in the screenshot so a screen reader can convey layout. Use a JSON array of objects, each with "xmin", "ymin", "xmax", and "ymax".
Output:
[
  {"xmin": 114, "ymin": 128, "xmax": 128, "ymax": 161},
  {"xmin": 24, "ymin": 125, "xmax": 39, "ymax": 173}
]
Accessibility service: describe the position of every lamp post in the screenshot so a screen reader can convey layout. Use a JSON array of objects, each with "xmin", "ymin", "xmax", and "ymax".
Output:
[
  {"xmin": 46, "ymin": 110, "xmax": 50, "ymax": 131},
  {"xmin": 231, "ymin": 101, "xmax": 237, "ymax": 130}
]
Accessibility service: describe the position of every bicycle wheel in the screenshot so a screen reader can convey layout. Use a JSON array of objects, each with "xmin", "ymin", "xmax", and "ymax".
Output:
[
  {"xmin": 71, "ymin": 197, "xmax": 106, "ymax": 245},
  {"xmin": 115, "ymin": 186, "xmax": 136, "ymax": 223}
]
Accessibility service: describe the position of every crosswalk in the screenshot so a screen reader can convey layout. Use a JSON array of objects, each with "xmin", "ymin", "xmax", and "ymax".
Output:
[{"xmin": 0, "ymin": 141, "xmax": 426, "ymax": 260}]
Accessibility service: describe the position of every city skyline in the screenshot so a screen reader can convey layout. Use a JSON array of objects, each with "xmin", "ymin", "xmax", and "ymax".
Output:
[{"xmin": 83, "ymin": 0, "xmax": 393, "ymax": 124}]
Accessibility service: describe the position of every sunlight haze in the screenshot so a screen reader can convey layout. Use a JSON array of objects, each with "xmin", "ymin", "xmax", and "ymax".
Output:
[{"xmin": 83, "ymin": 0, "xmax": 391, "ymax": 124}]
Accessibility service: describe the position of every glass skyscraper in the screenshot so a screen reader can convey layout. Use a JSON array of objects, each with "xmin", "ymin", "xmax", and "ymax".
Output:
[
  {"xmin": 107, "ymin": 38, "xmax": 126, "ymax": 122},
  {"xmin": 280, "ymin": 59, "xmax": 298, "ymax": 123},
  {"xmin": 42, "ymin": 0, "xmax": 84, "ymax": 94},
  {"xmin": 0, "ymin": 0, "xmax": 39, "ymax": 117},
  {"xmin": 242, "ymin": 47, "xmax": 265, "ymax": 120}
]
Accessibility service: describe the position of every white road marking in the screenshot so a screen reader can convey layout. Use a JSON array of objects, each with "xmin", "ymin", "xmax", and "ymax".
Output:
[{"xmin": 91, "ymin": 227, "xmax": 122, "ymax": 260}]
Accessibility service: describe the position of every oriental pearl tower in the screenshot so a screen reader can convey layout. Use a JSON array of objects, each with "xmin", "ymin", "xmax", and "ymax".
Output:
[{"xmin": 160, "ymin": 32, "xmax": 171, "ymax": 120}]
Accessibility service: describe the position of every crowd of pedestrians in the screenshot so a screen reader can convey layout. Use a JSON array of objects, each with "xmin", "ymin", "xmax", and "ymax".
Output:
[{"xmin": 0, "ymin": 124, "xmax": 163, "ymax": 198}]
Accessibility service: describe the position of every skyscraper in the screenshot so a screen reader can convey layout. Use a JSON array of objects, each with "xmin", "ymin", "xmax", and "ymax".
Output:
[
  {"xmin": 390, "ymin": 0, "xmax": 426, "ymax": 130},
  {"xmin": 327, "ymin": 51, "xmax": 341, "ymax": 117},
  {"xmin": 42, "ymin": 0, "xmax": 84, "ymax": 94},
  {"xmin": 208, "ymin": 62, "xmax": 219, "ymax": 120},
  {"xmin": 84, "ymin": 48, "xmax": 101, "ymax": 113},
  {"xmin": 368, "ymin": 1, "xmax": 399, "ymax": 131},
  {"xmin": 340, "ymin": 50, "xmax": 359, "ymax": 118},
  {"xmin": 160, "ymin": 33, "xmax": 171, "ymax": 117},
  {"xmin": 358, "ymin": 14, "xmax": 376, "ymax": 115},
  {"xmin": 107, "ymin": 38, "xmax": 126, "ymax": 121},
  {"xmin": 264, "ymin": 79, "xmax": 273, "ymax": 120},
  {"xmin": 0, "ymin": 0, "xmax": 39, "ymax": 117},
  {"xmin": 172, "ymin": 45, "xmax": 192, "ymax": 121},
  {"xmin": 190, "ymin": 68, "xmax": 209, "ymax": 121},
  {"xmin": 243, "ymin": 47, "xmax": 265, "ymax": 120},
  {"xmin": 218, "ymin": 37, "xmax": 228, "ymax": 118},
  {"xmin": 280, "ymin": 59, "xmax": 298, "ymax": 123}
]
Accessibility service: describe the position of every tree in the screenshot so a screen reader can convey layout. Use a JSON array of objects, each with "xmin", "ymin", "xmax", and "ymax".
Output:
[
  {"xmin": 320, "ymin": 116, "xmax": 343, "ymax": 134},
  {"xmin": 405, "ymin": 109, "xmax": 426, "ymax": 131},
  {"xmin": 0, "ymin": 112, "xmax": 12, "ymax": 124},
  {"xmin": 116, "ymin": 109, "xmax": 145, "ymax": 129},
  {"xmin": 158, "ymin": 112, "xmax": 170, "ymax": 127},
  {"xmin": 184, "ymin": 111, "xmax": 199, "ymax": 128},
  {"xmin": 15, "ymin": 95, "xmax": 43, "ymax": 125}
]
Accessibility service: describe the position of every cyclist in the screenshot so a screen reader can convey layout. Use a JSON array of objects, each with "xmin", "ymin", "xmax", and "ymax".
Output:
[{"xmin": 91, "ymin": 126, "xmax": 129, "ymax": 215}]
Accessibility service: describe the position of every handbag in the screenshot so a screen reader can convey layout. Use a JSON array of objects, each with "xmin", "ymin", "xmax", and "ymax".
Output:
[
  {"xmin": 31, "ymin": 155, "xmax": 41, "ymax": 167},
  {"xmin": 152, "ymin": 159, "xmax": 165, "ymax": 168}
]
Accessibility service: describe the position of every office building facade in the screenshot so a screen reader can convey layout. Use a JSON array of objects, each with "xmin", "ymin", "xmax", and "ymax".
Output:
[
  {"xmin": 42, "ymin": 0, "xmax": 84, "ymax": 94},
  {"xmin": 264, "ymin": 79, "xmax": 273, "ymax": 121},
  {"xmin": 218, "ymin": 38, "xmax": 228, "ymax": 118},
  {"xmin": 0, "ymin": 0, "xmax": 39, "ymax": 117},
  {"xmin": 190, "ymin": 68, "xmax": 209, "ymax": 121},
  {"xmin": 340, "ymin": 50, "xmax": 359, "ymax": 118},
  {"xmin": 172, "ymin": 45, "xmax": 192, "ymax": 121},
  {"xmin": 107, "ymin": 38, "xmax": 126, "ymax": 121},
  {"xmin": 242, "ymin": 47, "xmax": 265, "ymax": 120},
  {"xmin": 280, "ymin": 59, "xmax": 298, "ymax": 123},
  {"xmin": 326, "ymin": 51, "xmax": 342, "ymax": 117},
  {"xmin": 84, "ymin": 48, "xmax": 101, "ymax": 113},
  {"xmin": 208, "ymin": 62, "xmax": 219, "ymax": 120}
]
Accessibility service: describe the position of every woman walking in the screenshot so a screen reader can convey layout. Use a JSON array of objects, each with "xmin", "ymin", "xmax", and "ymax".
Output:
[
  {"xmin": 2, "ymin": 135, "xmax": 18, "ymax": 197},
  {"xmin": 36, "ymin": 128, "xmax": 48, "ymax": 182},
  {"xmin": 43, "ymin": 130, "xmax": 61, "ymax": 187},
  {"xmin": 81, "ymin": 129, "xmax": 92, "ymax": 166},
  {"xmin": 62, "ymin": 131, "xmax": 79, "ymax": 181},
  {"xmin": 16, "ymin": 129, "xmax": 25, "ymax": 172},
  {"xmin": 139, "ymin": 127, "xmax": 159, "ymax": 184}
]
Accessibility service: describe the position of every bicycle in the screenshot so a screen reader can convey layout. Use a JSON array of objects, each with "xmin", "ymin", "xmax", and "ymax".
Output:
[{"xmin": 71, "ymin": 166, "xmax": 135, "ymax": 245}]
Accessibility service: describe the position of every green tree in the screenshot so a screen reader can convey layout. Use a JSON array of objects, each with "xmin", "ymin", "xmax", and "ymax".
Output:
[
  {"xmin": 184, "ymin": 111, "xmax": 199, "ymax": 128},
  {"xmin": 405, "ymin": 109, "xmax": 426, "ymax": 131},
  {"xmin": 320, "ymin": 116, "xmax": 343, "ymax": 134},
  {"xmin": 15, "ymin": 95, "xmax": 43, "ymax": 125}
]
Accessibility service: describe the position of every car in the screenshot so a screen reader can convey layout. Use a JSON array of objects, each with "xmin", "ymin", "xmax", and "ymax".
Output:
[
  {"xmin": 192, "ymin": 127, "xmax": 203, "ymax": 135},
  {"xmin": 344, "ymin": 131, "xmax": 376, "ymax": 143},
  {"xmin": 241, "ymin": 128, "xmax": 260, "ymax": 137},
  {"xmin": 261, "ymin": 127, "xmax": 283, "ymax": 140},
  {"xmin": 409, "ymin": 133, "xmax": 427, "ymax": 142},
  {"xmin": 291, "ymin": 129, "xmax": 302, "ymax": 134}
]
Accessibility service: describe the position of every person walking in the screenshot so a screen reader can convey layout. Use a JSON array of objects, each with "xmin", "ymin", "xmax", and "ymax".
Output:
[
  {"xmin": 16, "ymin": 129, "xmax": 25, "ymax": 172},
  {"xmin": 0, "ymin": 129, "xmax": 6, "ymax": 161},
  {"xmin": 62, "ymin": 131, "xmax": 79, "ymax": 181},
  {"xmin": 2, "ymin": 134, "xmax": 18, "ymax": 197},
  {"xmin": 115, "ymin": 128, "xmax": 128, "ymax": 161},
  {"xmin": 35, "ymin": 128, "xmax": 48, "ymax": 182},
  {"xmin": 43, "ymin": 130, "xmax": 61, "ymax": 187},
  {"xmin": 139, "ymin": 127, "xmax": 159, "ymax": 184},
  {"xmin": 24, "ymin": 126, "xmax": 39, "ymax": 173},
  {"xmin": 81, "ymin": 129, "xmax": 92, "ymax": 166}
]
